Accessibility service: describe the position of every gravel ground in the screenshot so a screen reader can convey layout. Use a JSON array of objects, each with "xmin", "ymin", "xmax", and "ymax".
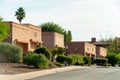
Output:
[{"xmin": 0, "ymin": 63, "xmax": 45, "ymax": 75}]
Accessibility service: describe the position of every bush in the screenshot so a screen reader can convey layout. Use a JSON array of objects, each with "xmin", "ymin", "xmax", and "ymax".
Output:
[
  {"xmin": 34, "ymin": 47, "xmax": 51, "ymax": 59},
  {"xmin": 68, "ymin": 54, "xmax": 84, "ymax": 65},
  {"xmin": 83, "ymin": 56, "xmax": 91, "ymax": 65},
  {"xmin": 0, "ymin": 43, "xmax": 23, "ymax": 63},
  {"xmin": 23, "ymin": 52, "xmax": 35, "ymax": 67},
  {"xmin": 56, "ymin": 56, "xmax": 73, "ymax": 65},
  {"xmin": 106, "ymin": 53, "xmax": 118, "ymax": 66},
  {"xmin": 53, "ymin": 62, "xmax": 63, "ymax": 67},
  {"xmin": 50, "ymin": 47, "xmax": 65, "ymax": 62},
  {"xmin": 23, "ymin": 52, "xmax": 49, "ymax": 68},
  {"xmin": 94, "ymin": 58, "xmax": 108, "ymax": 66},
  {"xmin": 32, "ymin": 54, "xmax": 49, "ymax": 68},
  {"xmin": 57, "ymin": 47, "xmax": 65, "ymax": 55}
]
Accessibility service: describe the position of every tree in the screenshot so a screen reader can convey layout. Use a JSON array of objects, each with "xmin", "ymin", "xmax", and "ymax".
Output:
[
  {"xmin": 41, "ymin": 22, "xmax": 65, "ymax": 34},
  {"xmin": 40, "ymin": 22, "xmax": 72, "ymax": 42},
  {"xmin": 99, "ymin": 35, "xmax": 120, "ymax": 54},
  {"xmin": 67, "ymin": 30, "xmax": 72, "ymax": 42},
  {"xmin": 0, "ymin": 16, "xmax": 3, "ymax": 21},
  {"xmin": 63, "ymin": 31, "xmax": 68, "ymax": 42},
  {"xmin": 106, "ymin": 53, "xmax": 119, "ymax": 66},
  {"xmin": 15, "ymin": 7, "xmax": 25, "ymax": 23},
  {"xmin": 0, "ymin": 22, "xmax": 10, "ymax": 42},
  {"xmin": 107, "ymin": 37, "xmax": 120, "ymax": 54}
]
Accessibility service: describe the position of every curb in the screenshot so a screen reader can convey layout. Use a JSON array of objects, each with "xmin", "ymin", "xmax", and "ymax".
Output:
[{"xmin": 0, "ymin": 66, "xmax": 90, "ymax": 80}]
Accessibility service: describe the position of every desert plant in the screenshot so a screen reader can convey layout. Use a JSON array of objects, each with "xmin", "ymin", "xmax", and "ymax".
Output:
[
  {"xmin": 56, "ymin": 55, "xmax": 73, "ymax": 65},
  {"xmin": 0, "ymin": 43, "xmax": 23, "ymax": 63},
  {"xmin": 53, "ymin": 62, "xmax": 63, "ymax": 67},
  {"xmin": 106, "ymin": 53, "xmax": 118, "ymax": 66},
  {"xmin": 50, "ymin": 47, "xmax": 65, "ymax": 62},
  {"xmin": 32, "ymin": 54, "xmax": 49, "ymax": 68},
  {"xmin": 34, "ymin": 47, "xmax": 51, "ymax": 60},
  {"xmin": 57, "ymin": 47, "xmax": 65, "ymax": 56},
  {"xmin": 83, "ymin": 56, "xmax": 91, "ymax": 65},
  {"xmin": 68, "ymin": 54, "xmax": 84, "ymax": 65},
  {"xmin": 94, "ymin": 58, "xmax": 108, "ymax": 66},
  {"xmin": 23, "ymin": 52, "xmax": 35, "ymax": 67},
  {"xmin": 23, "ymin": 53, "xmax": 49, "ymax": 68}
]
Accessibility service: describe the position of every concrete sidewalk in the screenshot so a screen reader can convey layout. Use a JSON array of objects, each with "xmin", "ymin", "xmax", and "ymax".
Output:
[{"xmin": 0, "ymin": 66, "xmax": 91, "ymax": 80}]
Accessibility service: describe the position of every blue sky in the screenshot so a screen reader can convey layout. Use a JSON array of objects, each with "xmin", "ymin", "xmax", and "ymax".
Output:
[{"xmin": 1, "ymin": 0, "xmax": 120, "ymax": 41}]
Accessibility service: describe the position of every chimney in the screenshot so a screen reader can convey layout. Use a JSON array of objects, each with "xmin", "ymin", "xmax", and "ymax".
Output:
[{"xmin": 91, "ymin": 37, "xmax": 96, "ymax": 42}]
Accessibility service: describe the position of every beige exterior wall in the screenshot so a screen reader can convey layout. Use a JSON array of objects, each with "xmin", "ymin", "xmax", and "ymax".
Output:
[
  {"xmin": 42, "ymin": 32, "xmax": 64, "ymax": 48},
  {"xmin": 65, "ymin": 42, "xmax": 96, "ymax": 57},
  {"xmin": 3, "ymin": 21, "xmax": 42, "ymax": 53},
  {"xmin": 84, "ymin": 42, "xmax": 96, "ymax": 57},
  {"xmin": 96, "ymin": 46, "xmax": 107, "ymax": 58}
]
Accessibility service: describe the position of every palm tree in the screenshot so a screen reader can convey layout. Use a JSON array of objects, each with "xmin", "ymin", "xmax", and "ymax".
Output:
[{"xmin": 15, "ymin": 7, "xmax": 25, "ymax": 23}]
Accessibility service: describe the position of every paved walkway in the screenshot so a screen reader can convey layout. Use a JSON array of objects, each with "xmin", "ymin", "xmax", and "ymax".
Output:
[{"xmin": 0, "ymin": 66, "xmax": 91, "ymax": 80}]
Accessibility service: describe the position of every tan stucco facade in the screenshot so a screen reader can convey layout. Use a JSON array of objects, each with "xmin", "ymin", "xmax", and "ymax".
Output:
[
  {"xmin": 65, "ymin": 42, "xmax": 96, "ymax": 58},
  {"xmin": 42, "ymin": 32, "xmax": 64, "ymax": 48},
  {"xmin": 3, "ymin": 21, "xmax": 42, "ymax": 53},
  {"xmin": 96, "ymin": 46, "xmax": 107, "ymax": 58}
]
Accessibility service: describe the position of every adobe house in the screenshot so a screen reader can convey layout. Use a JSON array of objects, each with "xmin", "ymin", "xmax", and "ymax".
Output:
[
  {"xmin": 96, "ymin": 46, "xmax": 107, "ymax": 58},
  {"xmin": 42, "ymin": 32, "xmax": 64, "ymax": 48},
  {"xmin": 90, "ymin": 38, "xmax": 107, "ymax": 58},
  {"xmin": 3, "ymin": 21, "xmax": 42, "ymax": 54},
  {"xmin": 65, "ymin": 42, "xmax": 96, "ymax": 58}
]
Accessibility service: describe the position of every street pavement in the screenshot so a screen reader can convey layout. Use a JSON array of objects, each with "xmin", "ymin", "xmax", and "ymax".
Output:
[
  {"xmin": 28, "ymin": 67, "xmax": 120, "ymax": 80},
  {"xmin": 0, "ymin": 66, "xmax": 90, "ymax": 80}
]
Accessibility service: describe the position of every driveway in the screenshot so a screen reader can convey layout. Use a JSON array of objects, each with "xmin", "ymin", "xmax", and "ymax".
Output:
[{"xmin": 28, "ymin": 67, "xmax": 120, "ymax": 80}]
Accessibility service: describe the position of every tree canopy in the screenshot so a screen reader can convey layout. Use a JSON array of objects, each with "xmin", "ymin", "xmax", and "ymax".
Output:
[
  {"xmin": 0, "ymin": 16, "xmax": 3, "ymax": 21},
  {"xmin": 41, "ymin": 22, "xmax": 65, "ymax": 34},
  {"xmin": 0, "ymin": 22, "xmax": 10, "ymax": 42},
  {"xmin": 99, "ymin": 36, "xmax": 120, "ymax": 54},
  {"xmin": 15, "ymin": 7, "xmax": 25, "ymax": 23},
  {"xmin": 40, "ymin": 22, "xmax": 72, "ymax": 42}
]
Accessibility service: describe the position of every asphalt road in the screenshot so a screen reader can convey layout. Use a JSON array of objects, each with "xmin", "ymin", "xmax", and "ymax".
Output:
[{"xmin": 28, "ymin": 67, "xmax": 120, "ymax": 80}]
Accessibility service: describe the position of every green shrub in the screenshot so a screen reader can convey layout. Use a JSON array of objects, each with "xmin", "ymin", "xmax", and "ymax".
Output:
[
  {"xmin": 0, "ymin": 43, "xmax": 23, "ymax": 63},
  {"xmin": 108, "ymin": 63, "xmax": 112, "ymax": 66},
  {"xmin": 83, "ymin": 56, "xmax": 91, "ymax": 65},
  {"xmin": 57, "ymin": 47, "xmax": 65, "ymax": 55},
  {"xmin": 32, "ymin": 54, "xmax": 49, "ymax": 68},
  {"xmin": 106, "ymin": 53, "xmax": 118, "ymax": 66},
  {"xmin": 34, "ymin": 47, "xmax": 51, "ymax": 59},
  {"xmin": 94, "ymin": 58, "xmax": 108, "ymax": 66},
  {"xmin": 56, "ymin": 56, "xmax": 73, "ymax": 65},
  {"xmin": 68, "ymin": 54, "xmax": 84, "ymax": 65},
  {"xmin": 50, "ymin": 47, "xmax": 65, "ymax": 62},
  {"xmin": 53, "ymin": 62, "xmax": 63, "ymax": 67},
  {"xmin": 23, "ymin": 52, "xmax": 49, "ymax": 68},
  {"xmin": 23, "ymin": 52, "xmax": 35, "ymax": 67}
]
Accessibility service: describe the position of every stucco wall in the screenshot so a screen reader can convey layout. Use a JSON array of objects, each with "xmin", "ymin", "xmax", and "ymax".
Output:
[
  {"xmin": 65, "ymin": 42, "xmax": 96, "ymax": 57},
  {"xmin": 42, "ymin": 32, "xmax": 64, "ymax": 48},
  {"xmin": 3, "ymin": 22, "xmax": 42, "ymax": 53},
  {"xmin": 84, "ymin": 42, "xmax": 96, "ymax": 57},
  {"xmin": 96, "ymin": 46, "xmax": 107, "ymax": 58}
]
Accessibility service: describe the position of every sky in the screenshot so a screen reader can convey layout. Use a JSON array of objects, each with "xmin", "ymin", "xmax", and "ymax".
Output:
[{"xmin": 0, "ymin": 0, "xmax": 120, "ymax": 41}]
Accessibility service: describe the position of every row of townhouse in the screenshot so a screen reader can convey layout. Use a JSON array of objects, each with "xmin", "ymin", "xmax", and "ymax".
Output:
[
  {"xmin": 65, "ymin": 38, "xmax": 107, "ymax": 58},
  {"xmin": 3, "ymin": 21, "xmax": 64, "ymax": 55},
  {"xmin": 2, "ymin": 21, "xmax": 107, "ymax": 58}
]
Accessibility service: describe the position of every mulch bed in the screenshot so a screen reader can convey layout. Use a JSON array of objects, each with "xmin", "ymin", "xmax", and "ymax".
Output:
[{"xmin": 0, "ymin": 63, "xmax": 44, "ymax": 75}]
